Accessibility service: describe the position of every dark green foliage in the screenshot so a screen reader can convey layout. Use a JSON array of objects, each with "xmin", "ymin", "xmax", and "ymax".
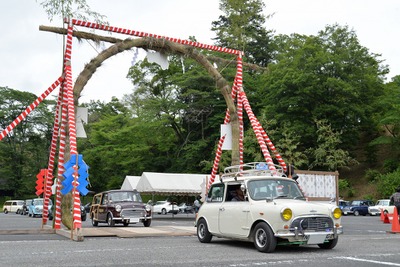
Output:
[
  {"xmin": 377, "ymin": 169, "xmax": 400, "ymax": 198},
  {"xmin": 260, "ymin": 25, "xmax": 388, "ymax": 153},
  {"xmin": 0, "ymin": 86, "xmax": 54, "ymax": 197}
]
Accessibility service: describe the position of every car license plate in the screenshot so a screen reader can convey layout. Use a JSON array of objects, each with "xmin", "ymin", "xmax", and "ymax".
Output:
[
  {"xmin": 129, "ymin": 218, "xmax": 140, "ymax": 223},
  {"xmin": 307, "ymin": 234, "xmax": 326, "ymax": 245}
]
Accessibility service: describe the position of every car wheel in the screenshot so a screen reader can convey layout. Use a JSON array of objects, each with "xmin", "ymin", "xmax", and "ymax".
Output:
[
  {"xmin": 107, "ymin": 213, "xmax": 115, "ymax": 227},
  {"xmin": 253, "ymin": 222, "xmax": 277, "ymax": 253},
  {"xmin": 161, "ymin": 208, "xmax": 167, "ymax": 215},
  {"xmin": 354, "ymin": 210, "xmax": 360, "ymax": 216},
  {"xmin": 91, "ymin": 216, "xmax": 98, "ymax": 226},
  {"xmin": 143, "ymin": 220, "xmax": 151, "ymax": 227},
  {"xmin": 16, "ymin": 209, "xmax": 20, "ymax": 214},
  {"xmin": 123, "ymin": 221, "xmax": 129, "ymax": 227},
  {"xmin": 197, "ymin": 218, "xmax": 212, "ymax": 243},
  {"xmin": 4, "ymin": 209, "xmax": 8, "ymax": 214},
  {"xmin": 318, "ymin": 237, "xmax": 338, "ymax": 249}
]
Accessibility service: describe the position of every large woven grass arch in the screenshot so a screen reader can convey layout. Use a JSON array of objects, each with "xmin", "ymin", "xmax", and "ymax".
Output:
[{"xmin": 1, "ymin": 19, "xmax": 286, "ymax": 240}]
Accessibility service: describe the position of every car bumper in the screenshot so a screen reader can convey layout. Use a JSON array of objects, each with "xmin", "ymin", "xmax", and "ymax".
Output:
[
  {"xmin": 113, "ymin": 216, "xmax": 152, "ymax": 223},
  {"xmin": 275, "ymin": 226, "xmax": 343, "ymax": 243}
]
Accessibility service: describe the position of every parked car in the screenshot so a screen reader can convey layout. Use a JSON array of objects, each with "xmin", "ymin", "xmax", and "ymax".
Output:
[
  {"xmin": 80, "ymin": 204, "xmax": 87, "ymax": 221},
  {"xmin": 178, "ymin": 203, "xmax": 194, "ymax": 214},
  {"xmin": 3, "ymin": 200, "xmax": 24, "ymax": 214},
  {"xmin": 195, "ymin": 162, "xmax": 343, "ymax": 253},
  {"xmin": 20, "ymin": 199, "xmax": 32, "ymax": 215},
  {"xmin": 84, "ymin": 202, "xmax": 91, "ymax": 213},
  {"xmin": 28, "ymin": 198, "xmax": 53, "ymax": 220},
  {"xmin": 342, "ymin": 200, "xmax": 375, "ymax": 216},
  {"xmin": 338, "ymin": 200, "xmax": 350, "ymax": 213},
  {"xmin": 152, "ymin": 201, "xmax": 178, "ymax": 215},
  {"xmin": 368, "ymin": 199, "xmax": 395, "ymax": 216},
  {"xmin": 90, "ymin": 189, "xmax": 152, "ymax": 227}
]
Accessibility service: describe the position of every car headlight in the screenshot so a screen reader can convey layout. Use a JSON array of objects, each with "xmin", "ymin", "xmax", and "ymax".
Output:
[
  {"xmin": 332, "ymin": 207, "xmax": 342, "ymax": 219},
  {"xmin": 281, "ymin": 208, "xmax": 292, "ymax": 221},
  {"xmin": 145, "ymin": 204, "xmax": 152, "ymax": 212},
  {"xmin": 115, "ymin": 205, "xmax": 122, "ymax": 212}
]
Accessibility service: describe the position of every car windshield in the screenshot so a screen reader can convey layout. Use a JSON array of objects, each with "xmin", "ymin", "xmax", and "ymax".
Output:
[
  {"xmin": 248, "ymin": 179, "xmax": 304, "ymax": 200},
  {"xmin": 109, "ymin": 191, "xmax": 142, "ymax": 203},
  {"xmin": 377, "ymin": 200, "xmax": 390, "ymax": 206},
  {"xmin": 33, "ymin": 199, "xmax": 43, "ymax": 205}
]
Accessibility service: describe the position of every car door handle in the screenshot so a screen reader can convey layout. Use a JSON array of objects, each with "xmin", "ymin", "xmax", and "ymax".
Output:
[{"xmin": 219, "ymin": 207, "xmax": 225, "ymax": 211}]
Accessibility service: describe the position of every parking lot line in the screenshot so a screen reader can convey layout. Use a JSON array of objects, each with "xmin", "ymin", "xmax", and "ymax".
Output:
[{"xmin": 334, "ymin": 256, "xmax": 400, "ymax": 266}]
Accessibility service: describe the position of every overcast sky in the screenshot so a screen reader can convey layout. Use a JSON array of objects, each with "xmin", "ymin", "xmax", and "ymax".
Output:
[{"xmin": 0, "ymin": 0, "xmax": 399, "ymax": 103}]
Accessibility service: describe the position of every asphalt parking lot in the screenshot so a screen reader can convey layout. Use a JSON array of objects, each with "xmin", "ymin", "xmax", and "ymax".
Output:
[
  {"xmin": 1, "ymin": 212, "xmax": 400, "ymax": 267},
  {"xmin": 0, "ymin": 212, "xmax": 197, "ymax": 239}
]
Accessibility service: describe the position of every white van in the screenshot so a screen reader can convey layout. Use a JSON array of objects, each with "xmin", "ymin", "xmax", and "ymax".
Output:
[{"xmin": 3, "ymin": 200, "xmax": 24, "ymax": 214}]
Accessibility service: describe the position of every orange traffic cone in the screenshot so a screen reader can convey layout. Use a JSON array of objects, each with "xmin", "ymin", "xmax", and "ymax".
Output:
[
  {"xmin": 380, "ymin": 208, "xmax": 384, "ymax": 221},
  {"xmin": 383, "ymin": 212, "xmax": 391, "ymax": 224},
  {"xmin": 389, "ymin": 208, "xmax": 400, "ymax": 234}
]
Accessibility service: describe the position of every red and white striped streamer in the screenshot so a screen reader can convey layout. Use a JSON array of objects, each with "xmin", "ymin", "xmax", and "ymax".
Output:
[
  {"xmin": 0, "ymin": 78, "xmax": 63, "ymax": 141},
  {"xmin": 42, "ymin": 83, "xmax": 67, "ymax": 225},
  {"xmin": 240, "ymin": 91, "xmax": 276, "ymax": 171},
  {"xmin": 54, "ymin": 83, "xmax": 69, "ymax": 229},
  {"xmin": 65, "ymin": 63, "xmax": 82, "ymax": 229},
  {"xmin": 236, "ymin": 53, "xmax": 244, "ymax": 166},
  {"xmin": 259, "ymin": 126, "xmax": 287, "ymax": 172},
  {"xmin": 207, "ymin": 135, "xmax": 226, "ymax": 188},
  {"xmin": 64, "ymin": 22, "xmax": 82, "ymax": 229},
  {"xmin": 70, "ymin": 19, "xmax": 242, "ymax": 56}
]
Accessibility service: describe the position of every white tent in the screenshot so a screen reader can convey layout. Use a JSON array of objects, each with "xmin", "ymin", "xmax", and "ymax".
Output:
[
  {"xmin": 121, "ymin": 172, "xmax": 208, "ymax": 196},
  {"xmin": 121, "ymin": 176, "xmax": 141, "ymax": 191}
]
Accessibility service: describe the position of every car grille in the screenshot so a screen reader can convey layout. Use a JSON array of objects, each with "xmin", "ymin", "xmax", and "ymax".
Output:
[
  {"xmin": 121, "ymin": 209, "xmax": 145, "ymax": 218},
  {"xmin": 290, "ymin": 216, "xmax": 334, "ymax": 232}
]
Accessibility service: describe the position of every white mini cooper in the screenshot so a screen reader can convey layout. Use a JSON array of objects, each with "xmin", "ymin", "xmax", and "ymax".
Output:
[{"xmin": 195, "ymin": 162, "xmax": 343, "ymax": 253}]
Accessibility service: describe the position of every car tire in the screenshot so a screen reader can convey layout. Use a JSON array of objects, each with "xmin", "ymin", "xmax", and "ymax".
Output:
[
  {"xmin": 161, "ymin": 208, "xmax": 167, "ymax": 215},
  {"xmin": 91, "ymin": 216, "xmax": 98, "ymax": 226},
  {"xmin": 354, "ymin": 210, "xmax": 360, "ymax": 216},
  {"xmin": 4, "ymin": 209, "xmax": 8, "ymax": 214},
  {"xmin": 318, "ymin": 237, "xmax": 338, "ymax": 249},
  {"xmin": 197, "ymin": 218, "xmax": 212, "ymax": 243},
  {"xmin": 107, "ymin": 213, "xmax": 115, "ymax": 227},
  {"xmin": 253, "ymin": 222, "xmax": 277, "ymax": 253},
  {"xmin": 143, "ymin": 220, "xmax": 151, "ymax": 227},
  {"xmin": 123, "ymin": 221, "xmax": 129, "ymax": 227}
]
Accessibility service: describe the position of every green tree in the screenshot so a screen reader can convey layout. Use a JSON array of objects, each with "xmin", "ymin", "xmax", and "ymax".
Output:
[
  {"xmin": 377, "ymin": 168, "xmax": 400, "ymax": 198},
  {"xmin": 0, "ymin": 86, "xmax": 54, "ymax": 197},
  {"xmin": 260, "ymin": 24, "xmax": 388, "ymax": 154},
  {"xmin": 212, "ymin": 0, "xmax": 274, "ymax": 66},
  {"xmin": 39, "ymin": 0, "xmax": 106, "ymax": 23},
  {"xmin": 308, "ymin": 120, "xmax": 357, "ymax": 171},
  {"xmin": 370, "ymin": 75, "xmax": 400, "ymax": 170}
]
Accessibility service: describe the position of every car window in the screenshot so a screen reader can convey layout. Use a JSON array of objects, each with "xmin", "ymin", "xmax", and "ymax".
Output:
[
  {"xmin": 33, "ymin": 199, "xmax": 43, "ymax": 205},
  {"xmin": 207, "ymin": 184, "xmax": 224, "ymax": 202},
  {"xmin": 248, "ymin": 179, "xmax": 304, "ymax": 200},
  {"xmin": 101, "ymin": 193, "xmax": 108, "ymax": 205},
  {"xmin": 109, "ymin": 191, "xmax": 143, "ymax": 202}
]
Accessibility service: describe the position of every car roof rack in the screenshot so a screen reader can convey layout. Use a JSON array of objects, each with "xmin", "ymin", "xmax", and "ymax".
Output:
[{"xmin": 220, "ymin": 162, "xmax": 286, "ymax": 183}]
